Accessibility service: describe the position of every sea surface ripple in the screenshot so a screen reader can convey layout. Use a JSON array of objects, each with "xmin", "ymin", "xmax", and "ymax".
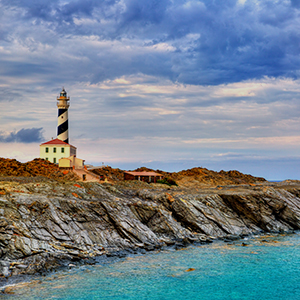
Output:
[{"xmin": 3, "ymin": 233, "xmax": 300, "ymax": 299}]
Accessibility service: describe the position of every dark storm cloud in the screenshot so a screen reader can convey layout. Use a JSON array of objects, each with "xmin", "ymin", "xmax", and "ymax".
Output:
[
  {"xmin": 291, "ymin": 0, "xmax": 300, "ymax": 8},
  {"xmin": 0, "ymin": 128, "xmax": 44, "ymax": 143},
  {"xmin": 1, "ymin": 0, "xmax": 300, "ymax": 85}
]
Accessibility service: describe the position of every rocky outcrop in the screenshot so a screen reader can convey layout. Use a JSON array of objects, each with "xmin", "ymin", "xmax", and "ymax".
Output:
[
  {"xmin": 131, "ymin": 166, "xmax": 266, "ymax": 187},
  {"xmin": 0, "ymin": 180, "xmax": 300, "ymax": 283},
  {"xmin": 0, "ymin": 158, "xmax": 78, "ymax": 181},
  {"xmin": 90, "ymin": 166, "xmax": 266, "ymax": 187}
]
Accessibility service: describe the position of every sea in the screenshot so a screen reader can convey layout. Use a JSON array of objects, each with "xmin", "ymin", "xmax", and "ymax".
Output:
[{"xmin": 2, "ymin": 232, "xmax": 300, "ymax": 300}]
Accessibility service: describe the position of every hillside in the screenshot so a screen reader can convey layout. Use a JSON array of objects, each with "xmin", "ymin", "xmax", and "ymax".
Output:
[
  {"xmin": 0, "ymin": 157, "xmax": 266, "ymax": 187},
  {"xmin": 0, "ymin": 158, "xmax": 77, "ymax": 181},
  {"xmin": 91, "ymin": 166, "xmax": 266, "ymax": 187},
  {"xmin": 163, "ymin": 167, "xmax": 266, "ymax": 187}
]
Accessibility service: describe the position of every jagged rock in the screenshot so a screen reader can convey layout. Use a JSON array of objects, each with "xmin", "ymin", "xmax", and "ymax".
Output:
[
  {"xmin": 0, "ymin": 260, "xmax": 10, "ymax": 277},
  {"xmin": 0, "ymin": 179, "xmax": 299, "ymax": 281}
]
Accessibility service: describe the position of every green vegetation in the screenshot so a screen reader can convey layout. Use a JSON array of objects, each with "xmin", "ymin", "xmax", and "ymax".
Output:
[{"xmin": 157, "ymin": 177, "xmax": 178, "ymax": 186}]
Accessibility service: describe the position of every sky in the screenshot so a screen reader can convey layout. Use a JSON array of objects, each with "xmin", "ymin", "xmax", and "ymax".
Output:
[{"xmin": 0, "ymin": 0, "xmax": 300, "ymax": 180}]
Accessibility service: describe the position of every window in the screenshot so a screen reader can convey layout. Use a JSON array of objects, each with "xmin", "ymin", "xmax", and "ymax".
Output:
[
  {"xmin": 53, "ymin": 147, "xmax": 56, "ymax": 153},
  {"xmin": 61, "ymin": 147, "xmax": 64, "ymax": 153},
  {"xmin": 45, "ymin": 158, "xmax": 48, "ymax": 161},
  {"xmin": 53, "ymin": 158, "xmax": 56, "ymax": 163},
  {"xmin": 45, "ymin": 147, "xmax": 49, "ymax": 153}
]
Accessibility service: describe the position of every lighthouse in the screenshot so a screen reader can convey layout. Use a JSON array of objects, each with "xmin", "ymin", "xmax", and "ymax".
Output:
[
  {"xmin": 57, "ymin": 88, "xmax": 70, "ymax": 144},
  {"xmin": 40, "ymin": 88, "xmax": 86, "ymax": 170}
]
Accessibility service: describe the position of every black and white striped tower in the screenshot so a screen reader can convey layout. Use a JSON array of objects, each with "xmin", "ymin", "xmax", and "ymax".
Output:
[{"xmin": 57, "ymin": 88, "xmax": 70, "ymax": 144}]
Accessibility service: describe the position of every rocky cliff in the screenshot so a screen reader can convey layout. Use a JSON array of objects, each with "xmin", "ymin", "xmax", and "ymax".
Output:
[{"xmin": 0, "ymin": 179, "xmax": 300, "ymax": 284}]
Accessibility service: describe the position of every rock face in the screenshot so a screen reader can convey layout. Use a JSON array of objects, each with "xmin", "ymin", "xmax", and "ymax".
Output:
[{"xmin": 0, "ymin": 180, "xmax": 300, "ymax": 281}]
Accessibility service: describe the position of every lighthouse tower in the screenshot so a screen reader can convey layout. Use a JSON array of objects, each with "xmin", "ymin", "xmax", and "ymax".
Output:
[
  {"xmin": 57, "ymin": 88, "xmax": 70, "ymax": 144},
  {"xmin": 40, "ymin": 87, "xmax": 86, "ymax": 169}
]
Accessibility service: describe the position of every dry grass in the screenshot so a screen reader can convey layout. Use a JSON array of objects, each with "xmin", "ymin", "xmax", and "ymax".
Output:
[
  {"xmin": 91, "ymin": 165, "xmax": 266, "ymax": 188},
  {"xmin": 0, "ymin": 158, "xmax": 78, "ymax": 182}
]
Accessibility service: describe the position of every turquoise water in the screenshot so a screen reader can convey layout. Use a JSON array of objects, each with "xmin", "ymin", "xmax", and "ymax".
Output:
[{"xmin": 4, "ymin": 233, "xmax": 300, "ymax": 299}]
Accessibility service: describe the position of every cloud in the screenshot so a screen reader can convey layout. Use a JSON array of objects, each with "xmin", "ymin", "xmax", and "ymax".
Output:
[
  {"xmin": 291, "ymin": 0, "xmax": 300, "ymax": 8},
  {"xmin": 0, "ymin": 1, "xmax": 300, "ymax": 180},
  {"xmin": 0, "ymin": 88, "xmax": 23, "ymax": 102},
  {"xmin": 63, "ymin": 77, "xmax": 300, "ymax": 143},
  {"xmin": 1, "ymin": 0, "xmax": 300, "ymax": 86},
  {"xmin": 0, "ymin": 128, "xmax": 44, "ymax": 143}
]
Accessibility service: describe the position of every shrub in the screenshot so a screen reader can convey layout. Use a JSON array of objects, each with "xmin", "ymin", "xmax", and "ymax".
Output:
[{"xmin": 157, "ymin": 177, "xmax": 178, "ymax": 186}]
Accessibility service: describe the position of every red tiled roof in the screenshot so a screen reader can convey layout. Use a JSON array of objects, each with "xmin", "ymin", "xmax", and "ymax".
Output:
[
  {"xmin": 40, "ymin": 138, "xmax": 76, "ymax": 148},
  {"xmin": 124, "ymin": 171, "xmax": 162, "ymax": 176}
]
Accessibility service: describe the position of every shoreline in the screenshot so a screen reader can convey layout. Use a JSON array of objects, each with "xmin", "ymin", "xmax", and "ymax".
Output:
[
  {"xmin": 0, "ymin": 178, "xmax": 300, "ymax": 287},
  {"xmin": 1, "ymin": 230, "xmax": 298, "ymax": 294}
]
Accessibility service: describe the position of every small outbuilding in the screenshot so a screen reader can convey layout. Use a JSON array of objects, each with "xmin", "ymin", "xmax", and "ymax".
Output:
[
  {"xmin": 124, "ymin": 171, "xmax": 163, "ymax": 183},
  {"xmin": 59, "ymin": 155, "xmax": 85, "ymax": 169}
]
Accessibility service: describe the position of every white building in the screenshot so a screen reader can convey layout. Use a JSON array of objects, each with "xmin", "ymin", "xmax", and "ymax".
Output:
[{"xmin": 40, "ymin": 138, "xmax": 76, "ymax": 164}]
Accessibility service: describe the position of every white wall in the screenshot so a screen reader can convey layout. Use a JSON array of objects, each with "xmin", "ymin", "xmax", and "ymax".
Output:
[{"xmin": 40, "ymin": 144, "xmax": 76, "ymax": 164}]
